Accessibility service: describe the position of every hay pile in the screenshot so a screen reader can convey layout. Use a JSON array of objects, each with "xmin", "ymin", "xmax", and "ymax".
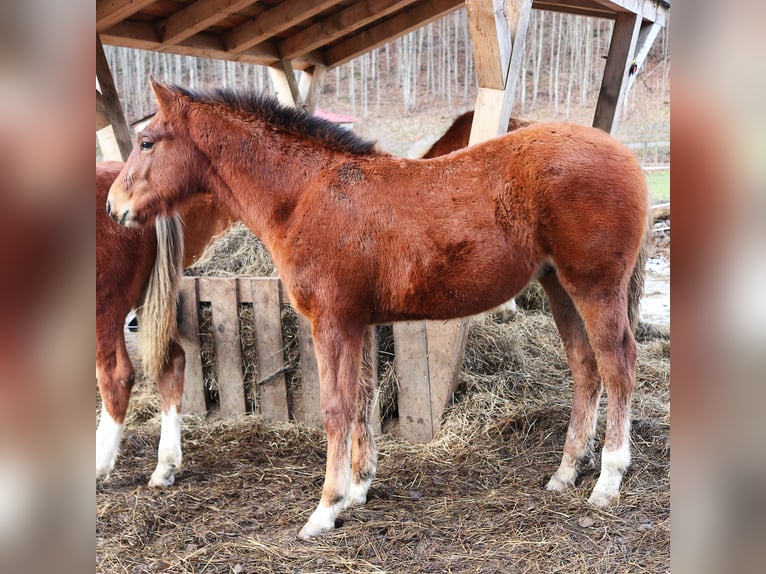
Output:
[{"xmin": 98, "ymin": 227, "xmax": 670, "ymax": 573}]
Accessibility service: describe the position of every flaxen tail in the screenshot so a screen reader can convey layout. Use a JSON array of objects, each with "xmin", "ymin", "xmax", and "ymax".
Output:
[
  {"xmin": 137, "ymin": 214, "xmax": 184, "ymax": 381},
  {"xmin": 627, "ymin": 205, "xmax": 654, "ymax": 332}
]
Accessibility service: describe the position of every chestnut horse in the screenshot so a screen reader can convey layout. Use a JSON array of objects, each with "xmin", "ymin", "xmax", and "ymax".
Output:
[
  {"xmin": 107, "ymin": 82, "xmax": 650, "ymax": 538},
  {"xmin": 422, "ymin": 110, "xmax": 532, "ymax": 159},
  {"xmin": 96, "ymin": 161, "xmax": 234, "ymax": 486}
]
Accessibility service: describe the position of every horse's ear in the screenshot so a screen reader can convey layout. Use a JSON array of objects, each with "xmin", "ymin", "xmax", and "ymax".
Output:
[{"xmin": 151, "ymin": 78, "xmax": 178, "ymax": 113}]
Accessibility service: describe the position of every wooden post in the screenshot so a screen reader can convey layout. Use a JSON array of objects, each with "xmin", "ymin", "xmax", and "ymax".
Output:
[
  {"xmin": 268, "ymin": 60, "xmax": 302, "ymax": 107},
  {"xmin": 593, "ymin": 12, "xmax": 642, "ymax": 134},
  {"xmin": 467, "ymin": 0, "xmax": 532, "ymax": 144},
  {"xmin": 298, "ymin": 64, "xmax": 327, "ymax": 114},
  {"xmin": 625, "ymin": 20, "xmax": 662, "ymax": 95},
  {"xmin": 96, "ymin": 34, "xmax": 133, "ymax": 160}
]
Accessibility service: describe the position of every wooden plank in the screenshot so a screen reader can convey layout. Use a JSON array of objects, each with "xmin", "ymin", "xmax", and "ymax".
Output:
[
  {"xmin": 224, "ymin": 0, "xmax": 340, "ymax": 54},
  {"xmin": 298, "ymin": 64, "xmax": 327, "ymax": 114},
  {"xmin": 96, "ymin": 0, "xmax": 157, "ymax": 32},
  {"xmin": 96, "ymin": 35, "xmax": 133, "ymax": 160},
  {"xmin": 198, "ymin": 278, "xmax": 246, "ymax": 418},
  {"xmin": 250, "ymin": 278, "xmax": 290, "ymax": 422},
  {"xmin": 279, "ymin": 0, "xmax": 417, "ymax": 60},
  {"xmin": 425, "ymin": 318, "xmax": 470, "ymax": 432},
  {"xmin": 296, "ymin": 315, "xmax": 323, "ymax": 427},
  {"xmin": 325, "ymin": 0, "xmax": 464, "ymax": 67},
  {"xmin": 268, "ymin": 61, "xmax": 302, "ymax": 107},
  {"xmin": 465, "ymin": 0, "xmax": 512, "ymax": 90},
  {"xmin": 593, "ymin": 11, "xmax": 642, "ymax": 134},
  {"xmin": 393, "ymin": 321, "xmax": 434, "ymax": 442},
  {"xmin": 158, "ymin": 0, "xmax": 255, "ymax": 46},
  {"xmin": 178, "ymin": 278, "xmax": 206, "ymax": 416}
]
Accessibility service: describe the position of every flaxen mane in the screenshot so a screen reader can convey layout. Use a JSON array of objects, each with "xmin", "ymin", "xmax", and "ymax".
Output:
[{"xmin": 168, "ymin": 85, "xmax": 379, "ymax": 156}]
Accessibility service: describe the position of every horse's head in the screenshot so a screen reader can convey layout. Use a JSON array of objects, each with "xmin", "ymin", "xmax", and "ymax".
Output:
[{"xmin": 107, "ymin": 80, "xmax": 207, "ymax": 228}]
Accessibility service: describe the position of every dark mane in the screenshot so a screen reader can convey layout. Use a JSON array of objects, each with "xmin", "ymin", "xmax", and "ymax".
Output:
[{"xmin": 169, "ymin": 84, "xmax": 378, "ymax": 156}]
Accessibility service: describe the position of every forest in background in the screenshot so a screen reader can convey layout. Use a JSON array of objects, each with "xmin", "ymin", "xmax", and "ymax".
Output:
[{"xmin": 102, "ymin": 8, "xmax": 670, "ymax": 158}]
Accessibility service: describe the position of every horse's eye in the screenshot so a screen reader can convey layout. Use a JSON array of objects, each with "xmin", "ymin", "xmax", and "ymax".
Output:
[{"xmin": 140, "ymin": 140, "xmax": 154, "ymax": 151}]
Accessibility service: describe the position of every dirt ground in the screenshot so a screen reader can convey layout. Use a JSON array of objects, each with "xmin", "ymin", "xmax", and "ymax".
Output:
[{"xmin": 97, "ymin": 234, "xmax": 670, "ymax": 573}]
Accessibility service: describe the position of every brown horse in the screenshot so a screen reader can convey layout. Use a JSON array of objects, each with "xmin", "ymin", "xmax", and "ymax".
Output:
[
  {"xmin": 107, "ymin": 81, "xmax": 650, "ymax": 538},
  {"xmin": 422, "ymin": 111, "xmax": 532, "ymax": 159},
  {"xmin": 96, "ymin": 161, "xmax": 234, "ymax": 487}
]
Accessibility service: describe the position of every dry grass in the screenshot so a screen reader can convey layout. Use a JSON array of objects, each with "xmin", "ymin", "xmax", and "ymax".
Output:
[{"xmin": 99, "ymin": 311, "xmax": 669, "ymax": 574}]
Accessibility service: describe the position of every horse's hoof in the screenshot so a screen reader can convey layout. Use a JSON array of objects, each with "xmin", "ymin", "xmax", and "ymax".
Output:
[
  {"xmin": 587, "ymin": 488, "xmax": 618, "ymax": 508},
  {"xmin": 545, "ymin": 472, "xmax": 575, "ymax": 493},
  {"xmin": 298, "ymin": 520, "xmax": 333, "ymax": 540},
  {"xmin": 148, "ymin": 471, "xmax": 175, "ymax": 488}
]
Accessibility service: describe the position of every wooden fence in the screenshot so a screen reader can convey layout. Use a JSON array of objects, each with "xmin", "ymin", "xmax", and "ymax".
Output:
[{"xmin": 175, "ymin": 276, "xmax": 465, "ymax": 442}]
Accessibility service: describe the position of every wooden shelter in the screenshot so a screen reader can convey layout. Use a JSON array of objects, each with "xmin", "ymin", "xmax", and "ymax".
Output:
[{"xmin": 96, "ymin": 0, "xmax": 669, "ymax": 441}]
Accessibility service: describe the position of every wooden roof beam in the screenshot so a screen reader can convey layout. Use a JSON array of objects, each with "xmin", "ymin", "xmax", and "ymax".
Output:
[
  {"xmin": 324, "ymin": 0, "xmax": 464, "ymax": 68},
  {"xmin": 224, "ymin": 0, "xmax": 340, "ymax": 55},
  {"xmin": 533, "ymin": 2, "xmax": 616, "ymax": 19},
  {"xmin": 279, "ymin": 0, "xmax": 418, "ymax": 60},
  {"xmin": 158, "ymin": 0, "xmax": 257, "ymax": 47},
  {"xmin": 96, "ymin": 0, "xmax": 157, "ymax": 33},
  {"xmin": 590, "ymin": 0, "xmax": 667, "ymax": 25},
  {"xmin": 101, "ymin": 22, "xmax": 281, "ymax": 65}
]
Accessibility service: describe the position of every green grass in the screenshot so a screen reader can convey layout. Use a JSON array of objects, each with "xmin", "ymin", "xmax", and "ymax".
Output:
[{"xmin": 646, "ymin": 169, "xmax": 670, "ymax": 203}]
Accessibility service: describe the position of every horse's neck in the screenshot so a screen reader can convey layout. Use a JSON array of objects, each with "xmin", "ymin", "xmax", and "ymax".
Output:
[{"xmin": 194, "ymin": 120, "xmax": 327, "ymax": 245}]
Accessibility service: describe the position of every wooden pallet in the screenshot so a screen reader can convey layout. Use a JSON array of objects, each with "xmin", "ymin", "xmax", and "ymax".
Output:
[{"xmin": 177, "ymin": 276, "xmax": 464, "ymax": 442}]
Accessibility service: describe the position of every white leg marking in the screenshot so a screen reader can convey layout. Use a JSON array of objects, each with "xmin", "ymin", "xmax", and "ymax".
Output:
[
  {"xmin": 546, "ymin": 452, "xmax": 579, "ymax": 492},
  {"xmin": 96, "ymin": 404, "xmax": 124, "ymax": 480},
  {"xmin": 589, "ymin": 441, "xmax": 631, "ymax": 507},
  {"xmin": 347, "ymin": 474, "xmax": 374, "ymax": 508},
  {"xmin": 299, "ymin": 499, "xmax": 346, "ymax": 540},
  {"xmin": 149, "ymin": 406, "xmax": 182, "ymax": 487}
]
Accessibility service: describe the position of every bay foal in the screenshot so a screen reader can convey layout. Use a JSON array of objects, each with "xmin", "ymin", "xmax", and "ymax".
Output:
[{"xmin": 107, "ymin": 82, "xmax": 650, "ymax": 538}]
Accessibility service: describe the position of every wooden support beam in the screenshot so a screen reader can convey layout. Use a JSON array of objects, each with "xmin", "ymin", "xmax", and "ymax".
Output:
[
  {"xmin": 468, "ymin": 0, "xmax": 532, "ymax": 144},
  {"xmin": 298, "ymin": 65, "xmax": 327, "ymax": 114},
  {"xmin": 593, "ymin": 11, "xmax": 641, "ymax": 134},
  {"xmin": 96, "ymin": 91, "xmax": 110, "ymax": 131},
  {"xmin": 324, "ymin": 0, "xmax": 464, "ymax": 67},
  {"xmin": 465, "ymin": 0, "xmax": 512, "ymax": 90},
  {"xmin": 279, "ymin": 0, "xmax": 416, "ymax": 60},
  {"xmin": 625, "ymin": 20, "xmax": 662, "ymax": 94},
  {"xmin": 268, "ymin": 61, "xmax": 302, "ymax": 107},
  {"xmin": 224, "ymin": 0, "xmax": 339, "ymax": 55},
  {"xmin": 158, "ymin": 0, "xmax": 255, "ymax": 47},
  {"xmin": 96, "ymin": 0, "xmax": 156, "ymax": 32},
  {"xmin": 96, "ymin": 35, "xmax": 133, "ymax": 161}
]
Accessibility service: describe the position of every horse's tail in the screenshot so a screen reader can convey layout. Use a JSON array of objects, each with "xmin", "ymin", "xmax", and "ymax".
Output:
[
  {"xmin": 628, "ymin": 205, "xmax": 654, "ymax": 332},
  {"xmin": 136, "ymin": 214, "xmax": 184, "ymax": 381}
]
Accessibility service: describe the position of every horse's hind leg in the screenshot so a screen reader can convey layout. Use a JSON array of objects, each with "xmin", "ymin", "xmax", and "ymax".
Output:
[
  {"xmin": 299, "ymin": 319, "xmax": 365, "ymax": 539},
  {"xmin": 149, "ymin": 337, "xmax": 185, "ymax": 487},
  {"xmin": 347, "ymin": 327, "xmax": 378, "ymax": 508},
  {"xmin": 96, "ymin": 337, "xmax": 135, "ymax": 480},
  {"xmin": 574, "ymin": 293, "xmax": 637, "ymax": 507},
  {"xmin": 539, "ymin": 273, "xmax": 602, "ymax": 492}
]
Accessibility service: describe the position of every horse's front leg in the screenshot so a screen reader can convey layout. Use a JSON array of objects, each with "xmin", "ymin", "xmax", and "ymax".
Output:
[{"xmin": 298, "ymin": 320, "xmax": 365, "ymax": 539}]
